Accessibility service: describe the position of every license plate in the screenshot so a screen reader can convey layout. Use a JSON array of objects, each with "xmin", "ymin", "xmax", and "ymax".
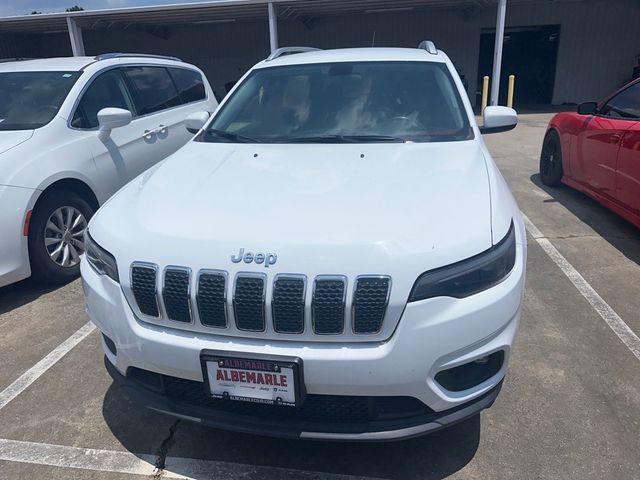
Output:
[{"xmin": 201, "ymin": 353, "xmax": 303, "ymax": 407}]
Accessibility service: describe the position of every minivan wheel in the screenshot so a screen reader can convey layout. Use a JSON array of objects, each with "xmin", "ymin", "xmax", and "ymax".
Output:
[
  {"xmin": 540, "ymin": 130, "xmax": 564, "ymax": 187},
  {"xmin": 28, "ymin": 189, "xmax": 95, "ymax": 284}
]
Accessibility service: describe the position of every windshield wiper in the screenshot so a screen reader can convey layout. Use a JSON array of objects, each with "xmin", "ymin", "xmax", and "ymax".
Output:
[
  {"xmin": 271, "ymin": 134, "xmax": 404, "ymax": 143},
  {"xmin": 340, "ymin": 135, "xmax": 405, "ymax": 143},
  {"xmin": 204, "ymin": 128, "xmax": 262, "ymax": 143}
]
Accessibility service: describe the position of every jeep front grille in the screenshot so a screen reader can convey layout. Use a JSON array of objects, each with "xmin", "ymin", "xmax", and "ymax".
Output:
[
  {"xmin": 196, "ymin": 271, "xmax": 227, "ymax": 328},
  {"xmin": 128, "ymin": 264, "xmax": 392, "ymax": 338},
  {"xmin": 352, "ymin": 276, "xmax": 391, "ymax": 334},
  {"xmin": 131, "ymin": 263, "xmax": 160, "ymax": 317},
  {"xmin": 312, "ymin": 276, "xmax": 347, "ymax": 334},
  {"xmin": 272, "ymin": 275, "xmax": 306, "ymax": 334},
  {"xmin": 233, "ymin": 273, "xmax": 266, "ymax": 332},
  {"xmin": 163, "ymin": 267, "xmax": 191, "ymax": 323}
]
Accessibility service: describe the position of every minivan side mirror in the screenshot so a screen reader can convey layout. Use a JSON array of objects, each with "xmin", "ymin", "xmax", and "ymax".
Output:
[
  {"xmin": 97, "ymin": 107, "xmax": 132, "ymax": 141},
  {"xmin": 185, "ymin": 111, "xmax": 210, "ymax": 134},
  {"xmin": 480, "ymin": 106, "xmax": 518, "ymax": 134},
  {"xmin": 577, "ymin": 102, "xmax": 598, "ymax": 116}
]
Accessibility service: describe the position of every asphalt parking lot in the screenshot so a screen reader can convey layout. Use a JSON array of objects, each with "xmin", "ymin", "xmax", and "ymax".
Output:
[{"xmin": 1, "ymin": 113, "xmax": 640, "ymax": 479}]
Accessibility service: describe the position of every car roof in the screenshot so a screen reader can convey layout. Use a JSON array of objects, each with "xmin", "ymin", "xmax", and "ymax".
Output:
[
  {"xmin": 0, "ymin": 55, "xmax": 192, "ymax": 73},
  {"xmin": 255, "ymin": 47, "xmax": 447, "ymax": 69},
  {"xmin": 0, "ymin": 56, "xmax": 96, "ymax": 72}
]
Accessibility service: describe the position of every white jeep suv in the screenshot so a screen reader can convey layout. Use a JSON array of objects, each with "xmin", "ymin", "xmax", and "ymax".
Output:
[
  {"xmin": 0, "ymin": 54, "xmax": 216, "ymax": 287},
  {"xmin": 82, "ymin": 43, "xmax": 525, "ymax": 441}
]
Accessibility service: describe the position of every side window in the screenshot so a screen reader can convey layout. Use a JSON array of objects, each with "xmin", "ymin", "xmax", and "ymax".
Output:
[
  {"xmin": 170, "ymin": 68, "xmax": 206, "ymax": 104},
  {"xmin": 601, "ymin": 82, "xmax": 640, "ymax": 120},
  {"xmin": 123, "ymin": 66, "xmax": 180, "ymax": 115},
  {"xmin": 71, "ymin": 69, "xmax": 132, "ymax": 129}
]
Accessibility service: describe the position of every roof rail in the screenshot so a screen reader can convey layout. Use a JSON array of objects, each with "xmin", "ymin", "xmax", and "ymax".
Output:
[
  {"xmin": 266, "ymin": 47, "xmax": 321, "ymax": 61},
  {"xmin": 95, "ymin": 53, "xmax": 182, "ymax": 62},
  {"xmin": 0, "ymin": 57, "xmax": 32, "ymax": 63},
  {"xmin": 417, "ymin": 41, "xmax": 438, "ymax": 55}
]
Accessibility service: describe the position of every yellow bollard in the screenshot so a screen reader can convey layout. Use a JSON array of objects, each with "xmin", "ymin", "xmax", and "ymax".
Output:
[
  {"xmin": 507, "ymin": 74, "xmax": 515, "ymax": 108},
  {"xmin": 481, "ymin": 76, "xmax": 490, "ymax": 113}
]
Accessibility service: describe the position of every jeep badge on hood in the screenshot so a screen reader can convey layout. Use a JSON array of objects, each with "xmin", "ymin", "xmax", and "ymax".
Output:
[{"xmin": 231, "ymin": 248, "xmax": 278, "ymax": 267}]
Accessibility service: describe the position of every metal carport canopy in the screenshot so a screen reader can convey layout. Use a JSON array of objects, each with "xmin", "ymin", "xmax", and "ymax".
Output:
[
  {"xmin": 0, "ymin": 0, "xmax": 526, "ymax": 102},
  {"xmin": 0, "ymin": 0, "xmax": 542, "ymax": 31}
]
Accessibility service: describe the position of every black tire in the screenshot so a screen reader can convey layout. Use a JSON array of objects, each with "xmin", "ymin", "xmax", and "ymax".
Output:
[
  {"xmin": 540, "ymin": 130, "xmax": 564, "ymax": 187},
  {"xmin": 28, "ymin": 189, "xmax": 95, "ymax": 284}
]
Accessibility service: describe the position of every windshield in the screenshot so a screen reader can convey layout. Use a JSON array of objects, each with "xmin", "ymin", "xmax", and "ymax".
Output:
[
  {"xmin": 0, "ymin": 71, "xmax": 81, "ymax": 131},
  {"xmin": 201, "ymin": 61, "xmax": 473, "ymax": 144}
]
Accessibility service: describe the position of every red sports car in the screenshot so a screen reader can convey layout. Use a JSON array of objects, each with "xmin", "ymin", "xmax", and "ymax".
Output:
[{"xmin": 540, "ymin": 78, "xmax": 640, "ymax": 228}]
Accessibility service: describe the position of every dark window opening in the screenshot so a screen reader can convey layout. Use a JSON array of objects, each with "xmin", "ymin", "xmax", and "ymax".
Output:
[
  {"xmin": 123, "ymin": 66, "xmax": 180, "ymax": 115},
  {"xmin": 169, "ymin": 67, "xmax": 206, "ymax": 104}
]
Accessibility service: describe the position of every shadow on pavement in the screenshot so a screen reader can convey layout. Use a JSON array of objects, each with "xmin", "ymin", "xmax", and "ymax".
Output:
[
  {"xmin": 0, "ymin": 277, "xmax": 67, "ymax": 316},
  {"xmin": 102, "ymin": 383, "xmax": 481, "ymax": 479},
  {"xmin": 531, "ymin": 173, "xmax": 640, "ymax": 265}
]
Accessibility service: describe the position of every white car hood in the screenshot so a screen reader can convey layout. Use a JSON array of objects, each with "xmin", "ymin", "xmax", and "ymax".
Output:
[
  {"xmin": 0, "ymin": 130, "xmax": 33, "ymax": 156},
  {"xmin": 93, "ymin": 140, "xmax": 494, "ymax": 285}
]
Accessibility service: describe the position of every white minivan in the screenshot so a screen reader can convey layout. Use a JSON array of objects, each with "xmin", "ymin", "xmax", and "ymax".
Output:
[{"xmin": 0, "ymin": 54, "xmax": 217, "ymax": 286}]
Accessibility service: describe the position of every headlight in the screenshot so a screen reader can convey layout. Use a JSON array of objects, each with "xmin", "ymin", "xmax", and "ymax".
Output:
[
  {"xmin": 84, "ymin": 231, "xmax": 119, "ymax": 283},
  {"xmin": 408, "ymin": 221, "xmax": 516, "ymax": 302}
]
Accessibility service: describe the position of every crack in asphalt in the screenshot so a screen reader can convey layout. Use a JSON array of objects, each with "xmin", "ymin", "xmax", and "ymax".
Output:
[{"xmin": 153, "ymin": 420, "xmax": 180, "ymax": 479}]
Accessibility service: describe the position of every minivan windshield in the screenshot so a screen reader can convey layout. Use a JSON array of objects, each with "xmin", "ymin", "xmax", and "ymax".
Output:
[
  {"xmin": 0, "ymin": 71, "xmax": 81, "ymax": 131},
  {"xmin": 201, "ymin": 61, "xmax": 473, "ymax": 143}
]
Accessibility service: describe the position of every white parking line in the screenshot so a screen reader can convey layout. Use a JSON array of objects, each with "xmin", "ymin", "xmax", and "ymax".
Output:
[
  {"xmin": 0, "ymin": 438, "xmax": 376, "ymax": 479},
  {"xmin": 0, "ymin": 322, "xmax": 96, "ymax": 410},
  {"xmin": 523, "ymin": 213, "xmax": 640, "ymax": 362}
]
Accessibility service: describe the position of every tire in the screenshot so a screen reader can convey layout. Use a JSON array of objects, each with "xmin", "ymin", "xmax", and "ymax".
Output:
[
  {"xmin": 539, "ymin": 130, "xmax": 564, "ymax": 187},
  {"xmin": 28, "ymin": 189, "xmax": 95, "ymax": 284}
]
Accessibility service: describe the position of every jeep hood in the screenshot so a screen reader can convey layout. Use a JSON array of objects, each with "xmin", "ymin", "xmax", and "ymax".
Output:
[{"xmin": 91, "ymin": 141, "xmax": 494, "ymax": 283}]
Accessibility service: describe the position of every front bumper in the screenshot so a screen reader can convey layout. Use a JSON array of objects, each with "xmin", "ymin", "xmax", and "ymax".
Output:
[
  {"xmin": 0, "ymin": 185, "xmax": 35, "ymax": 288},
  {"xmin": 82, "ymin": 240, "xmax": 524, "ymax": 439},
  {"xmin": 106, "ymin": 356, "xmax": 502, "ymax": 441}
]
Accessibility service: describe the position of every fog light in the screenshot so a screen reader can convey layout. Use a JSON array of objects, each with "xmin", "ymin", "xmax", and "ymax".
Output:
[
  {"xmin": 435, "ymin": 350, "xmax": 504, "ymax": 392},
  {"xmin": 474, "ymin": 356, "xmax": 490, "ymax": 365}
]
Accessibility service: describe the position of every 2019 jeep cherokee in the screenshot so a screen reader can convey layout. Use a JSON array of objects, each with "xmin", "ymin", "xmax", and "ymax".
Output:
[{"xmin": 81, "ymin": 43, "xmax": 525, "ymax": 441}]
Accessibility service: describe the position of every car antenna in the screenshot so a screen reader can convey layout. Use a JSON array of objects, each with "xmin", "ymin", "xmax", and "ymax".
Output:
[{"xmin": 371, "ymin": 31, "xmax": 376, "ymax": 47}]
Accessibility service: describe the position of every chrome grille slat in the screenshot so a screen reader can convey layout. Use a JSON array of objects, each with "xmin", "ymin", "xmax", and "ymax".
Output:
[
  {"xmin": 197, "ymin": 271, "xmax": 228, "ymax": 328},
  {"xmin": 352, "ymin": 276, "xmax": 391, "ymax": 334},
  {"xmin": 163, "ymin": 267, "xmax": 192, "ymax": 323},
  {"xmin": 233, "ymin": 273, "xmax": 266, "ymax": 332},
  {"xmin": 131, "ymin": 263, "xmax": 160, "ymax": 317},
  {"xmin": 312, "ymin": 276, "xmax": 347, "ymax": 335},
  {"xmin": 272, "ymin": 275, "xmax": 306, "ymax": 334}
]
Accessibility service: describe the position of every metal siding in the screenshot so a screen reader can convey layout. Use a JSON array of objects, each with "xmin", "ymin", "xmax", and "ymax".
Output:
[
  {"xmin": 2, "ymin": 0, "xmax": 637, "ymax": 106},
  {"xmin": 279, "ymin": 8, "xmax": 481, "ymax": 102},
  {"xmin": 477, "ymin": 0, "xmax": 640, "ymax": 104},
  {"xmin": 83, "ymin": 21, "xmax": 271, "ymax": 98}
]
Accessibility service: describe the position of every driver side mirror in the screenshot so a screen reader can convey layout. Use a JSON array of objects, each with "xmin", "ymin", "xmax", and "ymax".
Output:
[
  {"xmin": 185, "ymin": 111, "xmax": 210, "ymax": 134},
  {"xmin": 577, "ymin": 102, "xmax": 598, "ymax": 116},
  {"xmin": 480, "ymin": 106, "xmax": 518, "ymax": 134},
  {"xmin": 97, "ymin": 107, "xmax": 132, "ymax": 141}
]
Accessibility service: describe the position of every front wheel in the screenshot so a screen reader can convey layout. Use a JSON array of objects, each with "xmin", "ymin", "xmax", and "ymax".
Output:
[
  {"xmin": 28, "ymin": 190, "xmax": 95, "ymax": 284},
  {"xmin": 539, "ymin": 130, "xmax": 564, "ymax": 187}
]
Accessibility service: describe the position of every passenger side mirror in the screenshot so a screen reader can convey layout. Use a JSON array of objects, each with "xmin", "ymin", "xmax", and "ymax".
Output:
[
  {"xmin": 480, "ymin": 106, "xmax": 518, "ymax": 134},
  {"xmin": 97, "ymin": 108, "xmax": 132, "ymax": 141},
  {"xmin": 577, "ymin": 102, "xmax": 598, "ymax": 116},
  {"xmin": 185, "ymin": 111, "xmax": 210, "ymax": 134}
]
